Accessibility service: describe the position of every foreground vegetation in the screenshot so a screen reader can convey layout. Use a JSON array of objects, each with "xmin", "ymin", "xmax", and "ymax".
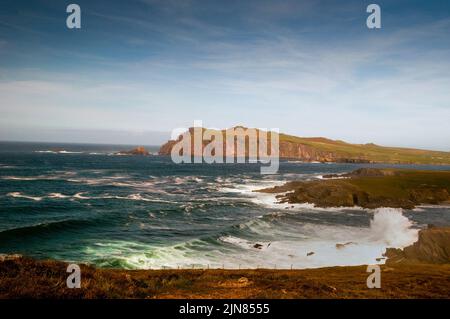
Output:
[{"xmin": 1, "ymin": 256, "xmax": 450, "ymax": 299}]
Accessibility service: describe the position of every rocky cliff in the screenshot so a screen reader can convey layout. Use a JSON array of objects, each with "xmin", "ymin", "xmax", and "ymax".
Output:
[
  {"xmin": 385, "ymin": 227, "xmax": 450, "ymax": 264},
  {"xmin": 158, "ymin": 127, "xmax": 450, "ymax": 164}
]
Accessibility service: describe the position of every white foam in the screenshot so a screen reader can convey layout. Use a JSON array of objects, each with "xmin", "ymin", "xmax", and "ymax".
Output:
[
  {"xmin": 47, "ymin": 193, "xmax": 70, "ymax": 199},
  {"xmin": 0, "ymin": 164, "xmax": 16, "ymax": 169},
  {"xmin": 2, "ymin": 176, "xmax": 40, "ymax": 181},
  {"xmin": 82, "ymin": 208, "xmax": 420, "ymax": 269},
  {"xmin": 58, "ymin": 150, "xmax": 83, "ymax": 154},
  {"xmin": 368, "ymin": 207, "xmax": 418, "ymax": 248},
  {"xmin": 7, "ymin": 192, "xmax": 43, "ymax": 201},
  {"xmin": 35, "ymin": 150, "xmax": 83, "ymax": 154},
  {"xmin": 73, "ymin": 192, "xmax": 90, "ymax": 200}
]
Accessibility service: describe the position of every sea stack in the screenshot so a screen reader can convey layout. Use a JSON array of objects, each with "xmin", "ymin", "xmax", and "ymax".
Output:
[{"xmin": 116, "ymin": 146, "xmax": 150, "ymax": 156}]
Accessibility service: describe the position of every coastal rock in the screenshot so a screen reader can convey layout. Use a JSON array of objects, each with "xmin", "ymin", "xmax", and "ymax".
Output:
[
  {"xmin": 384, "ymin": 227, "xmax": 450, "ymax": 264},
  {"xmin": 335, "ymin": 242, "xmax": 356, "ymax": 249},
  {"xmin": 258, "ymin": 168, "xmax": 450, "ymax": 209},
  {"xmin": 116, "ymin": 146, "xmax": 150, "ymax": 156}
]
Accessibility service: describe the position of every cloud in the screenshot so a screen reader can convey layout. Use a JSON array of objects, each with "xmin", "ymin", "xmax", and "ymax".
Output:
[{"xmin": 1, "ymin": 1, "xmax": 450, "ymax": 149}]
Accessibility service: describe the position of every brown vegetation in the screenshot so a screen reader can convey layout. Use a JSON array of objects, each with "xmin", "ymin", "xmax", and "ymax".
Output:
[{"xmin": 1, "ymin": 256, "xmax": 450, "ymax": 299}]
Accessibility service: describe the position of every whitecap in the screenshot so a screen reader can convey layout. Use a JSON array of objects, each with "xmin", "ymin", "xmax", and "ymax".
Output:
[{"xmin": 7, "ymin": 192, "xmax": 43, "ymax": 201}]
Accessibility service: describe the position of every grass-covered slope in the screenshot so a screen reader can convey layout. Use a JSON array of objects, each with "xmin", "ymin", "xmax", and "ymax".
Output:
[
  {"xmin": 279, "ymin": 133, "xmax": 450, "ymax": 164},
  {"xmin": 159, "ymin": 127, "xmax": 450, "ymax": 164},
  {"xmin": 259, "ymin": 168, "xmax": 450, "ymax": 209}
]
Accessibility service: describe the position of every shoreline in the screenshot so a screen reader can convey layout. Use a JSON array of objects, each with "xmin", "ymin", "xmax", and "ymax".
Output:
[{"xmin": 1, "ymin": 227, "xmax": 449, "ymax": 298}]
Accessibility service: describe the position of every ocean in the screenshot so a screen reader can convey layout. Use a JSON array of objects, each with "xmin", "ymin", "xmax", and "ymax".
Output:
[{"xmin": 1, "ymin": 141, "xmax": 450, "ymax": 269}]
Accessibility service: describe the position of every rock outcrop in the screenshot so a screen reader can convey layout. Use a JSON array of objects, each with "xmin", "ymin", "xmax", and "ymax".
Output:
[
  {"xmin": 116, "ymin": 147, "xmax": 150, "ymax": 156},
  {"xmin": 384, "ymin": 227, "xmax": 450, "ymax": 264},
  {"xmin": 258, "ymin": 168, "xmax": 450, "ymax": 209}
]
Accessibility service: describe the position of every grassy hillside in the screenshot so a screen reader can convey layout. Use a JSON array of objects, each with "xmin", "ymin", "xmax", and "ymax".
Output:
[
  {"xmin": 159, "ymin": 126, "xmax": 450, "ymax": 164},
  {"xmin": 259, "ymin": 168, "xmax": 450, "ymax": 209},
  {"xmin": 279, "ymin": 133, "xmax": 450, "ymax": 164}
]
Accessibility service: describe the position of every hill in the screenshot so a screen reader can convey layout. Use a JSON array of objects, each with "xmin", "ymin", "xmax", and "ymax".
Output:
[{"xmin": 158, "ymin": 127, "xmax": 450, "ymax": 165}]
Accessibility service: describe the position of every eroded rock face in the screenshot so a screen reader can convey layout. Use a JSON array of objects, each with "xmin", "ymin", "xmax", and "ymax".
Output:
[
  {"xmin": 157, "ymin": 127, "xmax": 370, "ymax": 163},
  {"xmin": 278, "ymin": 141, "xmax": 337, "ymax": 162},
  {"xmin": 384, "ymin": 227, "xmax": 450, "ymax": 264}
]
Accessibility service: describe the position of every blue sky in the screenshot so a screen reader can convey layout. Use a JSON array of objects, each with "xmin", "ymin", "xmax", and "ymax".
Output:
[{"xmin": 0, "ymin": 0, "xmax": 449, "ymax": 149}]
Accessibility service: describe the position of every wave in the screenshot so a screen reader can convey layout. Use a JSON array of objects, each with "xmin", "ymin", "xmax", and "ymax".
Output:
[
  {"xmin": 219, "ymin": 235, "xmax": 271, "ymax": 250},
  {"xmin": 0, "ymin": 164, "xmax": 16, "ymax": 169},
  {"xmin": 0, "ymin": 219, "xmax": 95, "ymax": 240},
  {"xmin": 6, "ymin": 190, "xmax": 175, "ymax": 204},
  {"xmin": 84, "ymin": 239, "xmax": 223, "ymax": 269},
  {"xmin": 71, "ymin": 192, "xmax": 87, "ymax": 199},
  {"xmin": 368, "ymin": 207, "xmax": 418, "ymax": 247},
  {"xmin": 74, "ymin": 207, "xmax": 421, "ymax": 270},
  {"xmin": 7, "ymin": 192, "xmax": 43, "ymax": 201},
  {"xmin": 2, "ymin": 176, "xmax": 42, "ymax": 181},
  {"xmin": 47, "ymin": 193, "xmax": 70, "ymax": 199},
  {"xmin": 2, "ymin": 171, "xmax": 77, "ymax": 181},
  {"xmin": 35, "ymin": 150, "xmax": 83, "ymax": 154}
]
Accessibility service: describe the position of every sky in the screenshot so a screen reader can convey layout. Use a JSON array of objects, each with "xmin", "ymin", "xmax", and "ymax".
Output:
[{"xmin": 0, "ymin": 0, "xmax": 449, "ymax": 149}]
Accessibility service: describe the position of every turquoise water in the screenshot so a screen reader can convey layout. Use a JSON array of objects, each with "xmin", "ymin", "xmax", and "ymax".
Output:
[{"xmin": 1, "ymin": 142, "xmax": 450, "ymax": 269}]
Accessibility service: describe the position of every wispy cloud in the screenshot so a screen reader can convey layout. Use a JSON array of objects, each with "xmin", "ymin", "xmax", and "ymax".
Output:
[{"xmin": 0, "ymin": 1, "xmax": 449, "ymax": 149}]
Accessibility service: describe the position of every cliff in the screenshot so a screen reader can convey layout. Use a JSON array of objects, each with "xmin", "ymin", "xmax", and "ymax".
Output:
[
  {"xmin": 158, "ymin": 127, "xmax": 450, "ymax": 165},
  {"xmin": 385, "ymin": 227, "xmax": 450, "ymax": 264}
]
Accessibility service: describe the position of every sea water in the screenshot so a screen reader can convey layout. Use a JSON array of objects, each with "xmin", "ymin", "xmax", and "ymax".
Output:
[{"xmin": 1, "ymin": 141, "xmax": 450, "ymax": 269}]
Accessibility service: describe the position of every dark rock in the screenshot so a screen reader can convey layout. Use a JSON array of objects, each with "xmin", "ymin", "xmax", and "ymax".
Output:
[{"xmin": 116, "ymin": 147, "xmax": 150, "ymax": 156}]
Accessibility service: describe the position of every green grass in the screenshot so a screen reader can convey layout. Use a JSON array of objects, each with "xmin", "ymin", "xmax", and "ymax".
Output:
[
  {"xmin": 278, "ymin": 133, "xmax": 450, "ymax": 164},
  {"xmin": 261, "ymin": 168, "xmax": 450, "ymax": 208},
  {"xmin": 347, "ymin": 169, "xmax": 450, "ymax": 197}
]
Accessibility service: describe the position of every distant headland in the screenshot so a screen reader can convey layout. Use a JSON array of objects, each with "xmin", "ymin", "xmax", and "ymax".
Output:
[{"xmin": 159, "ymin": 126, "xmax": 450, "ymax": 165}]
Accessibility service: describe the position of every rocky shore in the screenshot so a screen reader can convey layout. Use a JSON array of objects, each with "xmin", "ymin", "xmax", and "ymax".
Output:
[
  {"xmin": 258, "ymin": 168, "xmax": 450, "ymax": 209},
  {"xmin": 384, "ymin": 227, "xmax": 450, "ymax": 264}
]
